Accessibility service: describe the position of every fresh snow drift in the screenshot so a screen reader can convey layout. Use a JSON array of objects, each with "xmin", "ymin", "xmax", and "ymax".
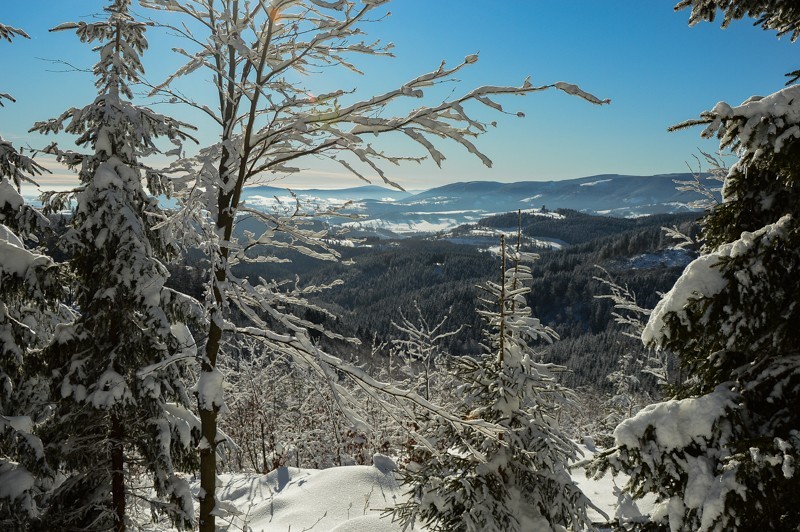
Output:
[
  {"xmin": 205, "ymin": 457, "xmax": 406, "ymax": 531},
  {"xmin": 181, "ymin": 450, "xmax": 652, "ymax": 531}
]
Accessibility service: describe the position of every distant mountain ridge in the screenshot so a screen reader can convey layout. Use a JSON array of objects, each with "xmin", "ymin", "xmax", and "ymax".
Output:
[
  {"xmin": 240, "ymin": 173, "xmax": 719, "ymax": 236},
  {"xmin": 242, "ymin": 184, "xmax": 416, "ymax": 201},
  {"xmin": 404, "ymin": 173, "xmax": 714, "ymax": 213}
]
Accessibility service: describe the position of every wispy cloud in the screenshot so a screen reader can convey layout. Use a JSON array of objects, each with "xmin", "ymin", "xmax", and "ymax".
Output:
[
  {"xmin": 21, "ymin": 155, "xmax": 421, "ymax": 195},
  {"xmin": 19, "ymin": 156, "xmax": 79, "ymax": 192}
]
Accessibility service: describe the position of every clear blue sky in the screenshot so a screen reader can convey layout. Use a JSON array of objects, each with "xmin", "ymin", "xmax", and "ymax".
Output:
[{"xmin": 1, "ymin": 1, "xmax": 797, "ymax": 191}]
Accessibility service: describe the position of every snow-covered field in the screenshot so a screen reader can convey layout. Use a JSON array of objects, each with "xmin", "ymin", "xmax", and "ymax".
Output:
[{"xmin": 180, "ymin": 450, "xmax": 653, "ymax": 531}]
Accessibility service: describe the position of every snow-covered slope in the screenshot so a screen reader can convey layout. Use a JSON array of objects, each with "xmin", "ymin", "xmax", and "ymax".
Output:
[
  {"xmin": 172, "ymin": 450, "xmax": 654, "ymax": 531},
  {"xmin": 200, "ymin": 457, "xmax": 406, "ymax": 531},
  {"xmin": 21, "ymin": 173, "xmax": 715, "ymax": 237},
  {"xmin": 235, "ymin": 173, "xmax": 718, "ymax": 236}
]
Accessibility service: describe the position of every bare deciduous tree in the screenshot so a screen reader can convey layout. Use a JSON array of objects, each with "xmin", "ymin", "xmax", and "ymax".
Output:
[{"xmin": 141, "ymin": 1, "xmax": 607, "ymax": 528}]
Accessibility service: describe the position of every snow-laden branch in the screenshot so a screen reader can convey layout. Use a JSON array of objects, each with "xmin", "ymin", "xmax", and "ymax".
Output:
[
  {"xmin": 670, "ymin": 85, "xmax": 800, "ymax": 165},
  {"xmin": 235, "ymin": 326, "xmax": 503, "ymax": 442},
  {"xmin": 593, "ymin": 266, "xmax": 651, "ymax": 339},
  {"xmin": 675, "ymin": 0, "xmax": 800, "ymax": 41},
  {"xmin": 147, "ymin": 1, "xmax": 608, "ymax": 196}
]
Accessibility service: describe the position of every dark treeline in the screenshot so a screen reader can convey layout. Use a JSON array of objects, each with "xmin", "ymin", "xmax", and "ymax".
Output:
[
  {"xmin": 476, "ymin": 208, "xmax": 700, "ymax": 246},
  {"xmin": 166, "ymin": 209, "xmax": 701, "ymax": 393}
]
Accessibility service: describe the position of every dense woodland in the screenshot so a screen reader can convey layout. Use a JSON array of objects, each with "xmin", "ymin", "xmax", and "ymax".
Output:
[{"xmin": 199, "ymin": 210, "xmax": 697, "ymax": 390}]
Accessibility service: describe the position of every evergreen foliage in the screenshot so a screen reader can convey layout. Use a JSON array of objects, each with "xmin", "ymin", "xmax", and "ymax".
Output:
[
  {"xmin": 676, "ymin": 0, "xmax": 800, "ymax": 40},
  {"xmin": 0, "ymin": 179, "xmax": 62, "ymax": 528},
  {"xmin": 0, "ymin": 24, "xmax": 64, "ymax": 528},
  {"xmin": 27, "ymin": 2, "xmax": 201, "ymax": 529},
  {"xmin": 590, "ymin": 3, "xmax": 800, "ymax": 530},
  {"xmin": 396, "ymin": 232, "xmax": 595, "ymax": 531},
  {"xmin": 676, "ymin": 0, "xmax": 800, "ymax": 82}
]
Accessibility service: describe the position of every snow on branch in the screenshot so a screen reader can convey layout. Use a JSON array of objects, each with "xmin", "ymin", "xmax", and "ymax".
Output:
[
  {"xmin": 241, "ymin": 65, "xmax": 609, "ymax": 186},
  {"xmin": 236, "ymin": 325, "xmax": 503, "ymax": 443},
  {"xmin": 670, "ymin": 85, "xmax": 800, "ymax": 164},
  {"xmin": 593, "ymin": 266, "xmax": 651, "ymax": 339},
  {"xmin": 0, "ymin": 23, "xmax": 31, "ymax": 104},
  {"xmin": 0, "ymin": 141, "xmax": 49, "ymax": 195},
  {"xmin": 642, "ymin": 215, "xmax": 793, "ymax": 347},
  {"xmin": 145, "ymin": 0, "xmax": 608, "ymax": 193},
  {"xmin": 0, "ymin": 23, "xmax": 29, "ymax": 43},
  {"xmin": 674, "ymin": 150, "xmax": 726, "ymax": 211}
]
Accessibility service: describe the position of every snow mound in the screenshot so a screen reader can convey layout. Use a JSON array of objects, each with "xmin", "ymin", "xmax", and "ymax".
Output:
[
  {"xmin": 571, "ymin": 445, "xmax": 656, "ymax": 525},
  {"xmin": 212, "ymin": 461, "xmax": 407, "ymax": 531},
  {"xmin": 197, "ymin": 447, "xmax": 654, "ymax": 531}
]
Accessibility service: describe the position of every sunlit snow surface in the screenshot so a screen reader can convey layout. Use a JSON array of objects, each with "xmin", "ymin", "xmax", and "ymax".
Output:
[
  {"xmin": 202, "ymin": 458, "xmax": 407, "ymax": 531},
  {"xmin": 147, "ymin": 448, "xmax": 653, "ymax": 531},
  {"xmin": 579, "ymin": 179, "xmax": 613, "ymax": 187}
]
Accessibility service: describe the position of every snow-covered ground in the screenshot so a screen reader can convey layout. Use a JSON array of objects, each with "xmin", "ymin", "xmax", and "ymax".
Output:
[
  {"xmin": 196, "ymin": 455, "xmax": 405, "ymax": 532},
  {"xmin": 184, "ymin": 449, "xmax": 653, "ymax": 531},
  {"xmin": 342, "ymin": 218, "xmax": 462, "ymax": 234}
]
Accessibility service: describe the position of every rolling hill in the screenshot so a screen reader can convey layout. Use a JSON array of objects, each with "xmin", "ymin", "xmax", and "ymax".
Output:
[{"xmin": 239, "ymin": 173, "xmax": 718, "ymax": 236}]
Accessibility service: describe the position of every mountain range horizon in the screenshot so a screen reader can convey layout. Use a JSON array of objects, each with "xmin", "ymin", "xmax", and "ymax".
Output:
[
  {"xmin": 236, "ymin": 172, "xmax": 719, "ymax": 237},
  {"xmin": 240, "ymin": 171, "xmax": 709, "ymax": 195}
]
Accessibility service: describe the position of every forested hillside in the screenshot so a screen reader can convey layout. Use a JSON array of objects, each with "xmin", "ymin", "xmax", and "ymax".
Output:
[{"xmin": 195, "ymin": 209, "xmax": 700, "ymax": 394}]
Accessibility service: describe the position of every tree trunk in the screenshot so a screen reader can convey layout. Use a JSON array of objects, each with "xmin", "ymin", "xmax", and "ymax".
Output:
[
  {"xmin": 198, "ymin": 196, "xmax": 233, "ymax": 532},
  {"xmin": 198, "ymin": 406, "xmax": 218, "ymax": 532},
  {"xmin": 261, "ymin": 421, "xmax": 268, "ymax": 473},
  {"xmin": 198, "ymin": 316, "xmax": 222, "ymax": 532},
  {"xmin": 111, "ymin": 413, "xmax": 126, "ymax": 532}
]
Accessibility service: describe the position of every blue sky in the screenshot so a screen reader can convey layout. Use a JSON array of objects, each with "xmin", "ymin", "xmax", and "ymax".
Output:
[{"xmin": 1, "ymin": 1, "xmax": 797, "ymax": 190}]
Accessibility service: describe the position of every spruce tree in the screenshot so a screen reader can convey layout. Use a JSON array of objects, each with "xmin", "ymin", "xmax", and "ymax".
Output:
[
  {"xmin": 396, "ymin": 231, "xmax": 595, "ymax": 532},
  {"xmin": 589, "ymin": 2, "xmax": 800, "ymax": 530},
  {"xmin": 0, "ymin": 23, "xmax": 63, "ymax": 527},
  {"xmin": 676, "ymin": 0, "xmax": 800, "ymax": 39},
  {"xmin": 29, "ymin": 2, "xmax": 200, "ymax": 530},
  {"xmin": 0, "ymin": 179, "xmax": 61, "ymax": 528}
]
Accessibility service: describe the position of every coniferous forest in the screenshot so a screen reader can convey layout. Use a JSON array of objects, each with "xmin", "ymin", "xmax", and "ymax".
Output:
[{"xmin": 1, "ymin": 1, "xmax": 799, "ymax": 531}]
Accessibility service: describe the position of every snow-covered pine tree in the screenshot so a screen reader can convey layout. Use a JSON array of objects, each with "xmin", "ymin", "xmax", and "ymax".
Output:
[
  {"xmin": 396, "ymin": 231, "xmax": 596, "ymax": 532},
  {"xmin": 141, "ymin": 2, "xmax": 607, "ymax": 528},
  {"xmin": 0, "ymin": 23, "xmax": 64, "ymax": 527},
  {"xmin": 589, "ymin": 2, "xmax": 800, "ymax": 530},
  {"xmin": 28, "ymin": 3, "xmax": 201, "ymax": 530},
  {"xmin": 0, "ymin": 179, "xmax": 61, "ymax": 528}
]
